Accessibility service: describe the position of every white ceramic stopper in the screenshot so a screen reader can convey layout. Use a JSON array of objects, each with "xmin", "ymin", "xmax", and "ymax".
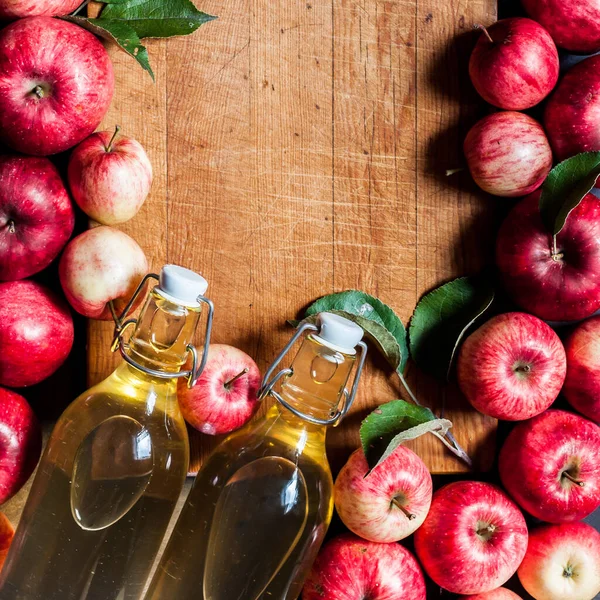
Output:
[
  {"xmin": 316, "ymin": 312, "xmax": 364, "ymax": 354},
  {"xmin": 157, "ymin": 265, "xmax": 208, "ymax": 307}
]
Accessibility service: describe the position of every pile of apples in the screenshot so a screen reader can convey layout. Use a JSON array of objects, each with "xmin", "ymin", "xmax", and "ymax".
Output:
[
  {"xmin": 0, "ymin": 0, "xmax": 161, "ymax": 554},
  {"xmin": 304, "ymin": 1, "xmax": 600, "ymax": 599}
]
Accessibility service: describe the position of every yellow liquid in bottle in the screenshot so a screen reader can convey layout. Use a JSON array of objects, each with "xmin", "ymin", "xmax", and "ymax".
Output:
[
  {"xmin": 145, "ymin": 336, "xmax": 355, "ymax": 600},
  {"xmin": 0, "ymin": 290, "xmax": 197, "ymax": 600}
]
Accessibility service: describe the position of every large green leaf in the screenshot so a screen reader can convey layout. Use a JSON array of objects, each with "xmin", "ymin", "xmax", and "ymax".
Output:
[
  {"xmin": 100, "ymin": 0, "xmax": 216, "ymax": 39},
  {"xmin": 360, "ymin": 399, "xmax": 451, "ymax": 471},
  {"xmin": 64, "ymin": 16, "xmax": 154, "ymax": 80},
  {"xmin": 304, "ymin": 290, "xmax": 409, "ymax": 375},
  {"xmin": 409, "ymin": 276, "xmax": 494, "ymax": 381},
  {"xmin": 539, "ymin": 152, "xmax": 600, "ymax": 236}
]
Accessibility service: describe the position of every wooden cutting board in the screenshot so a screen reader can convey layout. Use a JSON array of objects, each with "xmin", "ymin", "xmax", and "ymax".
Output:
[{"xmin": 88, "ymin": 0, "xmax": 498, "ymax": 474}]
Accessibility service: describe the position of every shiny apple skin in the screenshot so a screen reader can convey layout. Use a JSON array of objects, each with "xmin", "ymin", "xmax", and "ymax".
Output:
[
  {"xmin": 462, "ymin": 588, "xmax": 523, "ymax": 600},
  {"xmin": 334, "ymin": 446, "xmax": 432, "ymax": 543},
  {"xmin": 544, "ymin": 55, "xmax": 600, "ymax": 161},
  {"xmin": 457, "ymin": 312, "xmax": 566, "ymax": 421},
  {"xmin": 469, "ymin": 18, "xmax": 559, "ymax": 110},
  {"xmin": 0, "ymin": 513, "xmax": 13, "ymax": 572},
  {"xmin": 518, "ymin": 522, "xmax": 600, "ymax": 600},
  {"xmin": 0, "ymin": 387, "xmax": 41, "ymax": 503},
  {"xmin": 0, "ymin": 0, "xmax": 80, "ymax": 18},
  {"xmin": 414, "ymin": 481, "xmax": 528, "ymax": 595},
  {"xmin": 496, "ymin": 192, "xmax": 600, "ymax": 322},
  {"xmin": 0, "ymin": 280, "xmax": 74, "ymax": 387},
  {"xmin": 522, "ymin": 0, "xmax": 600, "ymax": 54},
  {"xmin": 464, "ymin": 112, "xmax": 552, "ymax": 197},
  {"xmin": 68, "ymin": 131, "xmax": 153, "ymax": 226},
  {"xmin": 58, "ymin": 226, "xmax": 148, "ymax": 320},
  {"xmin": 499, "ymin": 409, "xmax": 600, "ymax": 523},
  {"xmin": 177, "ymin": 344, "xmax": 261, "ymax": 436},
  {"xmin": 563, "ymin": 317, "xmax": 600, "ymax": 423},
  {"xmin": 0, "ymin": 155, "xmax": 74, "ymax": 281},
  {"xmin": 0, "ymin": 17, "xmax": 114, "ymax": 156},
  {"xmin": 302, "ymin": 533, "xmax": 426, "ymax": 600}
]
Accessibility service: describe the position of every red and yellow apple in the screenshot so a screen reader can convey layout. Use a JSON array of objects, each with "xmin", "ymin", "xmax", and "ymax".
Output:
[
  {"xmin": 462, "ymin": 589, "xmax": 522, "ymax": 600},
  {"xmin": 68, "ymin": 129, "xmax": 153, "ymax": 226},
  {"xmin": 0, "ymin": 0, "xmax": 81, "ymax": 19},
  {"xmin": 499, "ymin": 410, "xmax": 600, "ymax": 523},
  {"xmin": 59, "ymin": 227, "xmax": 148, "ymax": 320},
  {"xmin": 302, "ymin": 533, "xmax": 426, "ymax": 600},
  {"xmin": 334, "ymin": 446, "xmax": 432, "ymax": 543},
  {"xmin": 414, "ymin": 481, "xmax": 528, "ymax": 595}
]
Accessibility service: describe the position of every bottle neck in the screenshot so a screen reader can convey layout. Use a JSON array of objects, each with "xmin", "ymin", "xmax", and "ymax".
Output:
[{"xmin": 126, "ymin": 289, "xmax": 202, "ymax": 377}]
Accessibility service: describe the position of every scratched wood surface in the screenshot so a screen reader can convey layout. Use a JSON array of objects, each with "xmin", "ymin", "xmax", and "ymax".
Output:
[{"xmin": 88, "ymin": 0, "xmax": 498, "ymax": 474}]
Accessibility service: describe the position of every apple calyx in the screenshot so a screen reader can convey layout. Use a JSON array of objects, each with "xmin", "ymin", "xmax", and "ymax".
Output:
[
  {"xmin": 391, "ymin": 496, "xmax": 416, "ymax": 520},
  {"xmin": 224, "ymin": 368, "xmax": 249, "ymax": 391},
  {"xmin": 105, "ymin": 125, "xmax": 122, "ymax": 153},
  {"xmin": 476, "ymin": 520, "xmax": 497, "ymax": 542},
  {"xmin": 6, "ymin": 220, "xmax": 15, "ymax": 234},
  {"xmin": 563, "ymin": 563, "xmax": 575, "ymax": 579}
]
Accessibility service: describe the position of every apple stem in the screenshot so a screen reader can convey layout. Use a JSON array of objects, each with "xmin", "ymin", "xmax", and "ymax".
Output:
[
  {"xmin": 105, "ymin": 125, "xmax": 122, "ymax": 153},
  {"xmin": 477, "ymin": 523, "xmax": 496, "ymax": 536},
  {"xmin": 474, "ymin": 24, "xmax": 494, "ymax": 44},
  {"xmin": 563, "ymin": 470, "xmax": 585, "ymax": 487},
  {"xmin": 7, "ymin": 220, "xmax": 15, "ymax": 234},
  {"xmin": 224, "ymin": 368, "xmax": 249, "ymax": 389},
  {"xmin": 391, "ymin": 498, "xmax": 416, "ymax": 520},
  {"xmin": 515, "ymin": 364, "xmax": 531, "ymax": 373}
]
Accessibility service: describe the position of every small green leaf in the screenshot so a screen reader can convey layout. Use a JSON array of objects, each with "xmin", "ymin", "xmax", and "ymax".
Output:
[
  {"xmin": 409, "ymin": 276, "xmax": 494, "ymax": 381},
  {"xmin": 360, "ymin": 399, "xmax": 452, "ymax": 471},
  {"xmin": 64, "ymin": 17, "xmax": 154, "ymax": 80},
  {"xmin": 540, "ymin": 152, "xmax": 600, "ymax": 236},
  {"xmin": 100, "ymin": 0, "xmax": 217, "ymax": 39},
  {"xmin": 304, "ymin": 290, "xmax": 409, "ymax": 375}
]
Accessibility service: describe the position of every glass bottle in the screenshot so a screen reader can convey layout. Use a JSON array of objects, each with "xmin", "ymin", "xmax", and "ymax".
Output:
[
  {"xmin": 0, "ymin": 265, "xmax": 213, "ymax": 600},
  {"xmin": 144, "ymin": 312, "xmax": 367, "ymax": 600}
]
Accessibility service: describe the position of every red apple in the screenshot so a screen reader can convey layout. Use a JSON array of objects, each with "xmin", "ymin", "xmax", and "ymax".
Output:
[
  {"xmin": 414, "ymin": 481, "xmax": 528, "ymax": 595},
  {"xmin": 0, "ymin": 514, "xmax": 13, "ymax": 572},
  {"xmin": 462, "ymin": 589, "xmax": 523, "ymax": 600},
  {"xmin": 0, "ymin": 155, "xmax": 74, "ymax": 282},
  {"xmin": 518, "ymin": 522, "xmax": 600, "ymax": 600},
  {"xmin": 499, "ymin": 409, "xmax": 600, "ymax": 523},
  {"xmin": 334, "ymin": 446, "xmax": 432, "ymax": 543},
  {"xmin": 0, "ymin": 387, "xmax": 41, "ymax": 503},
  {"xmin": 0, "ymin": 280, "xmax": 74, "ymax": 387},
  {"xmin": 563, "ymin": 317, "xmax": 600, "ymax": 423},
  {"xmin": 496, "ymin": 191, "xmax": 600, "ymax": 322},
  {"xmin": 302, "ymin": 533, "xmax": 426, "ymax": 600},
  {"xmin": 457, "ymin": 312, "xmax": 566, "ymax": 421},
  {"xmin": 0, "ymin": 0, "xmax": 81, "ymax": 19},
  {"xmin": 178, "ymin": 344, "xmax": 261, "ymax": 435},
  {"xmin": 469, "ymin": 18, "xmax": 559, "ymax": 110},
  {"xmin": 59, "ymin": 226, "xmax": 148, "ymax": 320},
  {"xmin": 464, "ymin": 112, "xmax": 552, "ymax": 197},
  {"xmin": 522, "ymin": 0, "xmax": 600, "ymax": 54},
  {"xmin": 0, "ymin": 17, "xmax": 114, "ymax": 156},
  {"xmin": 68, "ymin": 128, "xmax": 153, "ymax": 226},
  {"xmin": 545, "ymin": 55, "xmax": 600, "ymax": 161}
]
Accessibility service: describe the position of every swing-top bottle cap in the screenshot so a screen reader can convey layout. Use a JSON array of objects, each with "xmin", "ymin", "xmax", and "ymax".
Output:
[
  {"xmin": 156, "ymin": 265, "xmax": 208, "ymax": 308},
  {"xmin": 315, "ymin": 312, "xmax": 364, "ymax": 354}
]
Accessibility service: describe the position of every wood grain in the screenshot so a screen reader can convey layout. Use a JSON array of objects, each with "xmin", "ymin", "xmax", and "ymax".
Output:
[{"xmin": 88, "ymin": 0, "xmax": 497, "ymax": 474}]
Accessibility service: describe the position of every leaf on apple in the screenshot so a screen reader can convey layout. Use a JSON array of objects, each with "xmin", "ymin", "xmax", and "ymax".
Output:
[
  {"xmin": 539, "ymin": 151, "xmax": 600, "ymax": 236},
  {"xmin": 409, "ymin": 276, "xmax": 495, "ymax": 381},
  {"xmin": 359, "ymin": 399, "xmax": 452, "ymax": 472},
  {"xmin": 300, "ymin": 290, "xmax": 409, "ymax": 375},
  {"xmin": 99, "ymin": 0, "xmax": 217, "ymax": 39},
  {"xmin": 63, "ymin": 16, "xmax": 154, "ymax": 80}
]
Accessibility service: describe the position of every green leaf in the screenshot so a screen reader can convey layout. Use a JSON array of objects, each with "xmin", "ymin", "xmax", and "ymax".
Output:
[
  {"xmin": 360, "ymin": 399, "xmax": 452, "ymax": 471},
  {"xmin": 303, "ymin": 290, "xmax": 409, "ymax": 375},
  {"xmin": 100, "ymin": 0, "xmax": 217, "ymax": 39},
  {"xmin": 63, "ymin": 17, "xmax": 154, "ymax": 80},
  {"xmin": 409, "ymin": 276, "xmax": 494, "ymax": 381},
  {"xmin": 539, "ymin": 152, "xmax": 600, "ymax": 236}
]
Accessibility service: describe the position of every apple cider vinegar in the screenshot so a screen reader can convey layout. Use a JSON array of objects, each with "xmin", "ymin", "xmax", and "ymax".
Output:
[
  {"xmin": 0, "ymin": 266, "xmax": 213, "ymax": 600},
  {"xmin": 144, "ymin": 313, "xmax": 367, "ymax": 600}
]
